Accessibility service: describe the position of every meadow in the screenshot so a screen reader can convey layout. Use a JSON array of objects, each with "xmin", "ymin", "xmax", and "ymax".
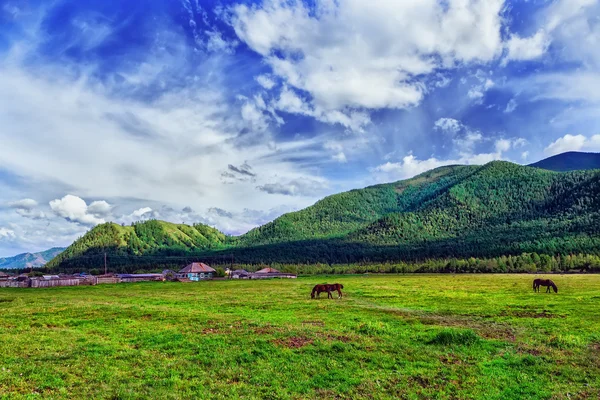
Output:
[{"xmin": 1, "ymin": 274, "xmax": 599, "ymax": 399}]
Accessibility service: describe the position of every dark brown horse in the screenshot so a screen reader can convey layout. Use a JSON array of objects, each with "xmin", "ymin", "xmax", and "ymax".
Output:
[
  {"xmin": 533, "ymin": 278, "xmax": 558, "ymax": 293},
  {"xmin": 311, "ymin": 283, "xmax": 344, "ymax": 299}
]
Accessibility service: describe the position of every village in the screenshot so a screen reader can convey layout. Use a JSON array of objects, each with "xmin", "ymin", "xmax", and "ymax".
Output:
[{"xmin": 0, "ymin": 262, "xmax": 297, "ymax": 288}]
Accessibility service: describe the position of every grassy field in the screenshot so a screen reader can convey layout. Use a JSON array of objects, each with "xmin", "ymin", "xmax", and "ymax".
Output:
[{"xmin": 1, "ymin": 274, "xmax": 599, "ymax": 399}]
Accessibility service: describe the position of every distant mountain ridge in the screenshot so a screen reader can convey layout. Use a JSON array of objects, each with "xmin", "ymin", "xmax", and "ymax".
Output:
[
  {"xmin": 529, "ymin": 151, "xmax": 600, "ymax": 172},
  {"xmin": 0, "ymin": 247, "xmax": 65, "ymax": 270},
  {"xmin": 47, "ymin": 155, "xmax": 600, "ymax": 271}
]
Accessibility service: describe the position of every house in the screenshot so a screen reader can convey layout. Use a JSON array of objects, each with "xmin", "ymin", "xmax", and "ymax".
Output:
[
  {"xmin": 249, "ymin": 267, "xmax": 297, "ymax": 279},
  {"xmin": 178, "ymin": 262, "xmax": 216, "ymax": 281},
  {"xmin": 0, "ymin": 272, "xmax": 9, "ymax": 281},
  {"xmin": 231, "ymin": 269, "xmax": 250, "ymax": 279}
]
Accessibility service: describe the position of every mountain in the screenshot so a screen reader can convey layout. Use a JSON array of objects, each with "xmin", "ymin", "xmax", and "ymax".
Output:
[
  {"xmin": 529, "ymin": 151, "xmax": 600, "ymax": 172},
  {"xmin": 0, "ymin": 247, "xmax": 65, "ymax": 270},
  {"xmin": 47, "ymin": 159, "xmax": 600, "ymax": 271},
  {"xmin": 45, "ymin": 220, "xmax": 226, "ymax": 270}
]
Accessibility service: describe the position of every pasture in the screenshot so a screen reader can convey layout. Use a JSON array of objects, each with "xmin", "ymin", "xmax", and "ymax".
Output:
[{"xmin": 1, "ymin": 274, "xmax": 599, "ymax": 399}]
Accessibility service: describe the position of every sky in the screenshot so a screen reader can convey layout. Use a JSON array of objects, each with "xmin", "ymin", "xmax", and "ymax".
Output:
[{"xmin": 0, "ymin": 0, "xmax": 599, "ymax": 256}]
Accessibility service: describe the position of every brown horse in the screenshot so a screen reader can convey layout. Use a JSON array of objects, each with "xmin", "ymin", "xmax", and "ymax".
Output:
[
  {"xmin": 533, "ymin": 278, "xmax": 558, "ymax": 293},
  {"xmin": 311, "ymin": 283, "xmax": 344, "ymax": 299}
]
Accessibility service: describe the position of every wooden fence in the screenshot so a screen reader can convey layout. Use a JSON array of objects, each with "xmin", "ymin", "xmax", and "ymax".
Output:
[
  {"xmin": 30, "ymin": 278, "xmax": 81, "ymax": 288},
  {"xmin": 0, "ymin": 280, "xmax": 29, "ymax": 288}
]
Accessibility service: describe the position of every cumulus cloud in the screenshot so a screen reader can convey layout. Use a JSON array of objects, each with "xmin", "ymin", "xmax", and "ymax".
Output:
[
  {"xmin": 505, "ymin": 30, "xmax": 550, "ymax": 62},
  {"xmin": 49, "ymin": 195, "xmax": 110, "ymax": 226},
  {"xmin": 256, "ymin": 74, "xmax": 276, "ymax": 89},
  {"xmin": 434, "ymin": 118, "xmax": 463, "ymax": 135},
  {"xmin": 544, "ymin": 134, "xmax": 600, "ymax": 156},
  {"xmin": 229, "ymin": 0, "xmax": 506, "ymax": 130}
]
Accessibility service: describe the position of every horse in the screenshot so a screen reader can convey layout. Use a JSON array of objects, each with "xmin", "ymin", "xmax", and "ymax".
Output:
[
  {"xmin": 533, "ymin": 278, "xmax": 558, "ymax": 293},
  {"xmin": 311, "ymin": 283, "xmax": 344, "ymax": 299}
]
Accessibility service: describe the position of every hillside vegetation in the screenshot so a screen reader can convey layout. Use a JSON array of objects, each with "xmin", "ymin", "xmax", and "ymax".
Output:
[
  {"xmin": 45, "ymin": 220, "xmax": 226, "ymax": 270},
  {"xmin": 47, "ymin": 160, "xmax": 600, "ymax": 271}
]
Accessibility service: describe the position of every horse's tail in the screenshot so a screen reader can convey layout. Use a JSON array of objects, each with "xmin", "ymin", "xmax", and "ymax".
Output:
[
  {"xmin": 551, "ymin": 281, "xmax": 558, "ymax": 293},
  {"xmin": 311, "ymin": 286, "xmax": 317, "ymax": 298},
  {"xmin": 533, "ymin": 279, "xmax": 537, "ymax": 291}
]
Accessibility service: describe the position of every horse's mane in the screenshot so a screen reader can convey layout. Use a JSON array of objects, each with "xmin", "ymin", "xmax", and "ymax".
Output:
[{"xmin": 550, "ymin": 280, "xmax": 558, "ymax": 293}]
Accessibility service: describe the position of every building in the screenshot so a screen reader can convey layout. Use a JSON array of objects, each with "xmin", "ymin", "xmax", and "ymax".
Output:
[
  {"xmin": 178, "ymin": 262, "xmax": 216, "ymax": 281},
  {"xmin": 231, "ymin": 269, "xmax": 250, "ymax": 279},
  {"xmin": 116, "ymin": 274, "xmax": 165, "ymax": 283},
  {"xmin": 255, "ymin": 267, "xmax": 280, "ymax": 274},
  {"xmin": 249, "ymin": 267, "xmax": 297, "ymax": 279},
  {"xmin": 0, "ymin": 272, "xmax": 9, "ymax": 281}
]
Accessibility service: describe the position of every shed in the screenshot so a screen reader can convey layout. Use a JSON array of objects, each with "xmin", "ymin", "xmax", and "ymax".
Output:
[
  {"xmin": 231, "ymin": 269, "xmax": 249, "ymax": 279},
  {"xmin": 116, "ymin": 273, "xmax": 165, "ymax": 283},
  {"xmin": 178, "ymin": 262, "xmax": 216, "ymax": 281}
]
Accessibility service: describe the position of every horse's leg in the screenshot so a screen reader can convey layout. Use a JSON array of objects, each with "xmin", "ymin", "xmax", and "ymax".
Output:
[
  {"xmin": 328, "ymin": 290, "xmax": 333, "ymax": 299},
  {"xmin": 337, "ymin": 289, "xmax": 342, "ymax": 298}
]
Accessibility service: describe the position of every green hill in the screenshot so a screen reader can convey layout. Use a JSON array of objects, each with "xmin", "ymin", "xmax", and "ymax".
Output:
[
  {"xmin": 47, "ymin": 160, "xmax": 600, "ymax": 271},
  {"xmin": 236, "ymin": 165, "xmax": 476, "ymax": 246},
  {"xmin": 45, "ymin": 220, "xmax": 226, "ymax": 270}
]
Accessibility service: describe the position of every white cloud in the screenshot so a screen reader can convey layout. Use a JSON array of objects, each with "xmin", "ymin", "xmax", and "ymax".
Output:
[
  {"xmin": 87, "ymin": 200, "xmax": 112, "ymax": 217},
  {"xmin": 521, "ymin": 151, "xmax": 530, "ymax": 161},
  {"xmin": 229, "ymin": 0, "xmax": 506, "ymax": 129},
  {"xmin": 505, "ymin": 30, "xmax": 550, "ymax": 62},
  {"xmin": 132, "ymin": 207, "xmax": 153, "ymax": 218},
  {"xmin": 372, "ymin": 133, "xmax": 526, "ymax": 182},
  {"xmin": 544, "ymin": 134, "xmax": 600, "ymax": 156},
  {"xmin": 8, "ymin": 198, "xmax": 46, "ymax": 219},
  {"xmin": 256, "ymin": 74, "xmax": 276, "ymax": 89},
  {"xmin": 434, "ymin": 118, "xmax": 463, "ymax": 134},
  {"xmin": 257, "ymin": 178, "xmax": 328, "ymax": 197},
  {"xmin": 504, "ymin": 98, "xmax": 517, "ymax": 113},
  {"xmin": 49, "ymin": 195, "xmax": 109, "ymax": 226},
  {"xmin": 0, "ymin": 227, "xmax": 16, "ymax": 240},
  {"xmin": 495, "ymin": 139, "xmax": 512, "ymax": 153},
  {"xmin": 8, "ymin": 198, "xmax": 37, "ymax": 210}
]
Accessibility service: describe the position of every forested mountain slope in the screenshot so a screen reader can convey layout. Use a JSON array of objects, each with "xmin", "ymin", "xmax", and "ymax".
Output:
[
  {"xmin": 45, "ymin": 220, "xmax": 226, "ymax": 270},
  {"xmin": 47, "ymin": 160, "xmax": 600, "ymax": 270}
]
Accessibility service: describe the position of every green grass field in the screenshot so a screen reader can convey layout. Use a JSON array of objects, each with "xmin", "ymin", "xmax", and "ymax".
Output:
[{"xmin": 1, "ymin": 274, "xmax": 600, "ymax": 399}]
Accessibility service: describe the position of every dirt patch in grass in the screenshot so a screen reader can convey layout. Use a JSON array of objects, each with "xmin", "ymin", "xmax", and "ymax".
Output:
[
  {"xmin": 273, "ymin": 336, "xmax": 314, "ymax": 348},
  {"xmin": 419, "ymin": 315, "xmax": 516, "ymax": 341},
  {"xmin": 301, "ymin": 320, "xmax": 325, "ymax": 327},
  {"xmin": 0, "ymin": 298, "xmax": 14, "ymax": 303},
  {"xmin": 500, "ymin": 309, "xmax": 562, "ymax": 318},
  {"xmin": 252, "ymin": 324, "xmax": 282, "ymax": 335}
]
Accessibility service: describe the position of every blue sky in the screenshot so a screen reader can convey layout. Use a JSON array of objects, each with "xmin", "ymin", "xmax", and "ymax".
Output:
[{"xmin": 1, "ymin": 0, "xmax": 599, "ymax": 256}]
